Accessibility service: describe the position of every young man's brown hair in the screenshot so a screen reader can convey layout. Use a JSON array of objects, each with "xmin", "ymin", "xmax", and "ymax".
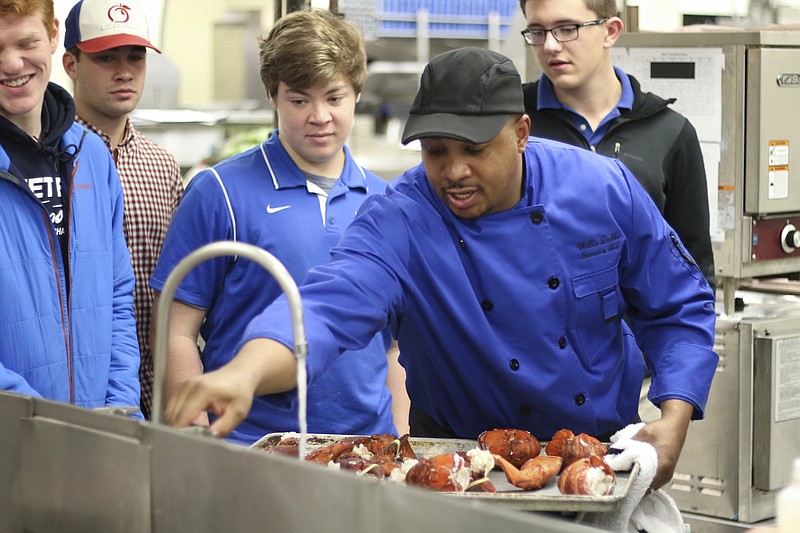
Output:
[
  {"xmin": 258, "ymin": 9, "xmax": 367, "ymax": 99},
  {"xmin": 519, "ymin": 0, "xmax": 617, "ymax": 18}
]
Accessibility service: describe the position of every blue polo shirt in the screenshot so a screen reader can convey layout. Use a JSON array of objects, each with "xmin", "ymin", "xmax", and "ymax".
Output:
[
  {"xmin": 537, "ymin": 66, "xmax": 634, "ymax": 147},
  {"xmin": 151, "ymin": 131, "xmax": 395, "ymax": 444}
]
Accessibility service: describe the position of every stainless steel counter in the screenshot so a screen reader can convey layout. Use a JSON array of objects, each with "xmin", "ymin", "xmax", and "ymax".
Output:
[{"xmin": 0, "ymin": 392, "xmax": 599, "ymax": 533}]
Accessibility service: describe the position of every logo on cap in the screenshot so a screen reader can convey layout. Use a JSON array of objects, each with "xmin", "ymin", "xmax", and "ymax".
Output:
[{"xmin": 107, "ymin": 4, "xmax": 131, "ymax": 23}]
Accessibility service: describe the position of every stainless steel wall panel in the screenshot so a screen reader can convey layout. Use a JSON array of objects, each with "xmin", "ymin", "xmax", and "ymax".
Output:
[
  {"xmin": 147, "ymin": 427, "xmax": 369, "ymax": 532},
  {"xmin": 0, "ymin": 392, "xmax": 31, "ymax": 533},
  {"xmin": 753, "ymin": 333, "xmax": 800, "ymax": 491},
  {"xmin": 20, "ymin": 417, "xmax": 151, "ymax": 533}
]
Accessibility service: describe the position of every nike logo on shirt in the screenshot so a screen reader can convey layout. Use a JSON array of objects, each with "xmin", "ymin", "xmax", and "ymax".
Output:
[{"xmin": 266, "ymin": 204, "xmax": 291, "ymax": 214}]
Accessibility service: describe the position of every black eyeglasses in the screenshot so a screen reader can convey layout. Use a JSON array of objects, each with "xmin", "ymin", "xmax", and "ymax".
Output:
[{"xmin": 521, "ymin": 18, "xmax": 608, "ymax": 46}]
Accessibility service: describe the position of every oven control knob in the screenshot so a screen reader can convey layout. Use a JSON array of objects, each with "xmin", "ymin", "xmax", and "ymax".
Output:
[{"xmin": 781, "ymin": 223, "xmax": 800, "ymax": 254}]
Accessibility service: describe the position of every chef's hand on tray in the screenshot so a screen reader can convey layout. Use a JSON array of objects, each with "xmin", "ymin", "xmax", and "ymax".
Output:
[
  {"xmin": 629, "ymin": 399, "xmax": 693, "ymax": 491},
  {"xmin": 164, "ymin": 338, "xmax": 298, "ymax": 436}
]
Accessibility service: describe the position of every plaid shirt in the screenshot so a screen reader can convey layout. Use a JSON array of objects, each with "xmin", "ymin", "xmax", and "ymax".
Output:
[{"xmin": 78, "ymin": 117, "xmax": 183, "ymax": 419}]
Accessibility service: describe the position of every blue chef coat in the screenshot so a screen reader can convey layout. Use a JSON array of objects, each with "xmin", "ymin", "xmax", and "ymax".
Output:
[{"xmin": 241, "ymin": 137, "xmax": 718, "ymax": 440}]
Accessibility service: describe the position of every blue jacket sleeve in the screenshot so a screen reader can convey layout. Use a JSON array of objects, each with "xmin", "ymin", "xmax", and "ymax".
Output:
[{"xmin": 0, "ymin": 365, "xmax": 42, "ymax": 398}]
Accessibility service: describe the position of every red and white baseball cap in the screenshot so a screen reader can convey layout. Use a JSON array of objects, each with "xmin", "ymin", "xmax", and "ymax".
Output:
[{"xmin": 64, "ymin": 0, "xmax": 161, "ymax": 53}]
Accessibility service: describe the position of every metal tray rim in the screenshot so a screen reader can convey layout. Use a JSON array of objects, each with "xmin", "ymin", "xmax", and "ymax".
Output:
[{"xmin": 251, "ymin": 433, "xmax": 639, "ymax": 513}]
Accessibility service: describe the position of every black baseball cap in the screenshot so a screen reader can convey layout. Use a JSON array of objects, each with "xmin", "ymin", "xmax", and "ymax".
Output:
[{"xmin": 401, "ymin": 47, "xmax": 525, "ymax": 145}]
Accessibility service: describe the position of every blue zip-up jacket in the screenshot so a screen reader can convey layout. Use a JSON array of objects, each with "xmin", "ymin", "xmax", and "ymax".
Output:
[
  {"xmin": 242, "ymin": 137, "xmax": 718, "ymax": 440},
  {"xmin": 0, "ymin": 89, "xmax": 140, "ymax": 411}
]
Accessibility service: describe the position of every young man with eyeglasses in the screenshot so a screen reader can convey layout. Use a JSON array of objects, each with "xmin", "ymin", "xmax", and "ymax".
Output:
[{"xmin": 519, "ymin": 0, "xmax": 716, "ymax": 291}]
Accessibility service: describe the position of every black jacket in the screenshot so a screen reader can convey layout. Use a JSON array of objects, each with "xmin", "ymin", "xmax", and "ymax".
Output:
[{"xmin": 523, "ymin": 75, "xmax": 716, "ymax": 290}]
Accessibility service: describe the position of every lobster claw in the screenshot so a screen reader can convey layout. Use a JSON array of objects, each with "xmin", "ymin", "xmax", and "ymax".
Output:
[{"xmin": 491, "ymin": 454, "xmax": 562, "ymax": 491}]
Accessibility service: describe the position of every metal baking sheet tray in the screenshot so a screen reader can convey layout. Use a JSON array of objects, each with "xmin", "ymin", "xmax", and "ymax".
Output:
[{"xmin": 251, "ymin": 433, "xmax": 639, "ymax": 513}]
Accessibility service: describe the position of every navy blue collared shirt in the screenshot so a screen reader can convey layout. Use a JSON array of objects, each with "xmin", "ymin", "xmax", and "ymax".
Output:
[{"xmin": 537, "ymin": 66, "xmax": 634, "ymax": 148}]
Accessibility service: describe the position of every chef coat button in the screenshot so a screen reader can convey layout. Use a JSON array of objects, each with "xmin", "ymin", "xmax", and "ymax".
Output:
[
  {"xmin": 530, "ymin": 211, "xmax": 544, "ymax": 224},
  {"xmin": 459, "ymin": 238, "xmax": 467, "ymax": 249},
  {"xmin": 548, "ymin": 276, "xmax": 560, "ymax": 289},
  {"xmin": 574, "ymin": 393, "xmax": 586, "ymax": 406},
  {"xmin": 481, "ymin": 299, "xmax": 494, "ymax": 312},
  {"xmin": 509, "ymin": 358, "xmax": 520, "ymax": 371},
  {"xmin": 519, "ymin": 405, "xmax": 531, "ymax": 415},
  {"xmin": 558, "ymin": 337, "xmax": 567, "ymax": 349}
]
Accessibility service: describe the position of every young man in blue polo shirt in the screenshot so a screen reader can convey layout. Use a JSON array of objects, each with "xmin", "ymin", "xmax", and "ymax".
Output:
[{"xmin": 150, "ymin": 9, "xmax": 403, "ymax": 444}]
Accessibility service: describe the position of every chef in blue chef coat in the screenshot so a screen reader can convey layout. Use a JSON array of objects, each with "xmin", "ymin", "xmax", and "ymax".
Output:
[{"xmin": 165, "ymin": 47, "xmax": 718, "ymax": 492}]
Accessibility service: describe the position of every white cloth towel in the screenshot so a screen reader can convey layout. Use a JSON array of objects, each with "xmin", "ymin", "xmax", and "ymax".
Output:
[{"xmin": 577, "ymin": 423, "xmax": 685, "ymax": 533}]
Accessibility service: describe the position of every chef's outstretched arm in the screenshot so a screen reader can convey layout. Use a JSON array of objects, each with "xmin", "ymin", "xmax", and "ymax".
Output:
[{"xmin": 164, "ymin": 338, "xmax": 298, "ymax": 436}]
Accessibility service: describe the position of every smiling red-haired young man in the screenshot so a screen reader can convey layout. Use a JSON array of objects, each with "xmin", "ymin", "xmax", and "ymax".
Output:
[{"xmin": 0, "ymin": 0, "xmax": 142, "ymax": 416}]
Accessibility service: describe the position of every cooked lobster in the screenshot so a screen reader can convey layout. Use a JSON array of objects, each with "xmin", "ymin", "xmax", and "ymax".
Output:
[
  {"xmin": 557, "ymin": 455, "xmax": 616, "ymax": 496},
  {"xmin": 405, "ymin": 453, "xmax": 471, "ymax": 492},
  {"xmin": 477, "ymin": 428, "xmax": 542, "ymax": 469},
  {"xmin": 545, "ymin": 428, "xmax": 607, "ymax": 469}
]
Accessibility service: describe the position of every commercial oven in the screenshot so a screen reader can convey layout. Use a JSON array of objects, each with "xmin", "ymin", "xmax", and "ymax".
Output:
[
  {"xmin": 612, "ymin": 31, "xmax": 800, "ymax": 313},
  {"xmin": 610, "ymin": 31, "xmax": 800, "ymax": 530}
]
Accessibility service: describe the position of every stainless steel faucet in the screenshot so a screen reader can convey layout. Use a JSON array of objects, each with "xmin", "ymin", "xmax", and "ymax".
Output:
[{"xmin": 150, "ymin": 241, "xmax": 309, "ymax": 458}]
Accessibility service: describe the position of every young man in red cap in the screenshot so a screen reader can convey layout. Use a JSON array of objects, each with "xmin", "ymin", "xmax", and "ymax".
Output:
[
  {"xmin": 62, "ymin": 0, "xmax": 184, "ymax": 419},
  {"xmin": 163, "ymin": 47, "xmax": 717, "ymax": 493},
  {"xmin": 0, "ymin": 0, "xmax": 141, "ymax": 414}
]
